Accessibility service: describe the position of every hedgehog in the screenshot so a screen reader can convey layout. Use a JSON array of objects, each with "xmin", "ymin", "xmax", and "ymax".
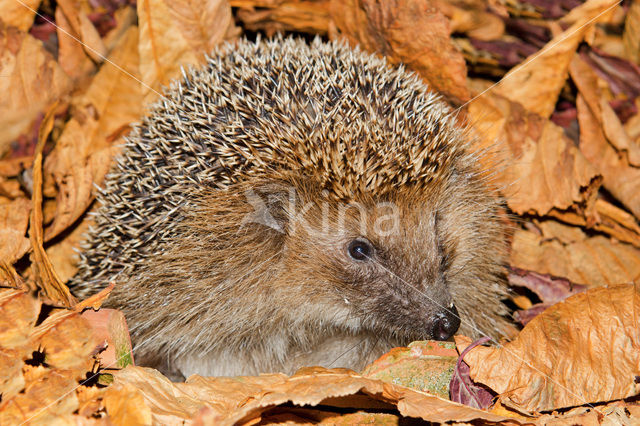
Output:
[{"xmin": 72, "ymin": 37, "xmax": 511, "ymax": 379}]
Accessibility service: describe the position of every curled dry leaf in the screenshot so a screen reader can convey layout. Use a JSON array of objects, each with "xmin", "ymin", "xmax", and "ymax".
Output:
[
  {"xmin": 493, "ymin": 0, "xmax": 618, "ymax": 118},
  {"xmin": 330, "ymin": 0, "xmax": 469, "ymax": 105},
  {"xmin": 468, "ymin": 93, "xmax": 601, "ymax": 216},
  {"xmin": 29, "ymin": 103, "xmax": 77, "ymax": 308},
  {"xmin": 103, "ymin": 382, "xmax": 153, "ymax": 425},
  {"xmin": 361, "ymin": 340, "xmax": 458, "ymax": 399},
  {"xmin": 450, "ymin": 336, "xmax": 494, "ymax": 409},
  {"xmin": 0, "ymin": 21, "xmax": 72, "ymax": 155},
  {"xmin": 461, "ymin": 284, "xmax": 640, "ymax": 412},
  {"xmin": 108, "ymin": 365, "xmax": 519, "ymax": 424},
  {"xmin": 508, "ymin": 268, "xmax": 587, "ymax": 305},
  {"xmin": 511, "ymin": 227, "xmax": 640, "ymax": 287},
  {"xmin": 137, "ymin": 0, "xmax": 237, "ymax": 103},
  {"xmin": 43, "ymin": 26, "xmax": 142, "ymax": 242}
]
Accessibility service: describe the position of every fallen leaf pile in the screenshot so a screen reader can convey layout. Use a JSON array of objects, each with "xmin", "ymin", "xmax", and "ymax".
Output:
[{"xmin": 1, "ymin": 0, "xmax": 639, "ymax": 424}]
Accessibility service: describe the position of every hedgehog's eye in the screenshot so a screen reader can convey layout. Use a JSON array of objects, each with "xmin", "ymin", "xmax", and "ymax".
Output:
[{"xmin": 347, "ymin": 238, "xmax": 373, "ymax": 261}]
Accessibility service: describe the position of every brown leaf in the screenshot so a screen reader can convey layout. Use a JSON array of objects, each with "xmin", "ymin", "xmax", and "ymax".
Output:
[
  {"xmin": 511, "ymin": 226, "xmax": 640, "ymax": 286},
  {"xmin": 45, "ymin": 214, "xmax": 91, "ymax": 283},
  {"xmin": 572, "ymin": 57, "xmax": 640, "ymax": 218},
  {"xmin": 103, "ymin": 382, "xmax": 153, "ymax": 425},
  {"xmin": 330, "ymin": 0, "xmax": 469, "ymax": 105},
  {"xmin": 624, "ymin": 0, "xmax": 640, "ymax": 65},
  {"xmin": 0, "ymin": 289, "xmax": 41, "ymax": 349},
  {"xmin": 55, "ymin": 6, "xmax": 96, "ymax": 81},
  {"xmin": 0, "ymin": 21, "xmax": 72, "ymax": 156},
  {"xmin": 0, "ymin": 369, "xmax": 79, "ymax": 424},
  {"xmin": 434, "ymin": 0, "xmax": 504, "ymax": 41},
  {"xmin": 572, "ymin": 52, "xmax": 640, "ymax": 166},
  {"xmin": 56, "ymin": 0, "xmax": 108, "ymax": 63},
  {"xmin": 31, "ymin": 309, "xmax": 98, "ymax": 373},
  {"xmin": 461, "ymin": 284, "xmax": 640, "ymax": 412},
  {"xmin": 29, "ymin": 104, "xmax": 77, "ymax": 308},
  {"xmin": 492, "ymin": 0, "xmax": 619, "ymax": 118},
  {"xmin": 0, "ymin": 198, "xmax": 31, "ymax": 264},
  {"xmin": 468, "ymin": 93, "xmax": 601, "ymax": 216},
  {"xmin": 137, "ymin": 0, "xmax": 237, "ymax": 103},
  {"xmin": 43, "ymin": 26, "xmax": 142, "ymax": 242},
  {"xmin": 110, "ymin": 365, "xmax": 519, "ymax": 424},
  {"xmin": 234, "ymin": 0, "xmax": 332, "ymax": 35},
  {"xmin": 0, "ymin": 347, "xmax": 26, "ymax": 402},
  {"xmin": 0, "ymin": 0, "xmax": 42, "ymax": 32}
]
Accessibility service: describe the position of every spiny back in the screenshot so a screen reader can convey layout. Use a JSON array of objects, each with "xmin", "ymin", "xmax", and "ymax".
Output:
[{"xmin": 72, "ymin": 37, "xmax": 469, "ymax": 294}]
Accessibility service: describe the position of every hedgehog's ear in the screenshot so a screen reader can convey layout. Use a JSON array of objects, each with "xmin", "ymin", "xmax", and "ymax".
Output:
[{"xmin": 239, "ymin": 181, "xmax": 294, "ymax": 236}]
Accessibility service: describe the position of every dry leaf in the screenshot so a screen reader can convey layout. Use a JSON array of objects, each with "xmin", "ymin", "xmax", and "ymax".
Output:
[
  {"xmin": 468, "ymin": 93, "xmax": 601, "ymax": 216},
  {"xmin": 31, "ymin": 309, "xmax": 98, "ymax": 373},
  {"xmin": 571, "ymin": 53, "xmax": 640, "ymax": 166},
  {"xmin": 434, "ymin": 0, "xmax": 504, "ymax": 41},
  {"xmin": 103, "ymin": 382, "xmax": 153, "ymax": 425},
  {"xmin": 110, "ymin": 365, "xmax": 518, "ymax": 424},
  {"xmin": 137, "ymin": 0, "xmax": 237, "ymax": 103},
  {"xmin": 0, "ymin": 0, "xmax": 42, "ymax": 32},
  {"xmin": 45, "ymin": 214, "xmax": 91, "ymax": 283},
  {"xmin": 461, "ymin": 284, "xmax": 640, "ymax": 412},
  {"xmin": 55, "ymin": 6, "xmax": 96, "ymax": 81},
  {"xmin": 43, "ymin": 26, "xmax": 142, "ymax": 242},
  {"xmin": 493, "ymin": 0, "xmax": 618, "ymax": 118},
  {"xmin": 361, "ymin": 340, "xmax": 458, "ymax": 399},
  {"xmin": 330, "ymin": 0, "xmax": 469, "ymax": 105},
  {"xmin": 56, "ymin": 0, "xmax": 107, "ymax": 63},
  {"xmin": 234, "ymin": 0, "xmax": 332, "ymax": 35},
  {"xmin": 0, "ymin": 198, "xmax": 31, "ymax": 264},
  {"xmin": 0, "ymin": 369, "xmax": 80, "ymax": 425},
  {"xmin": 29, "ymin": 104, "xmax": 77, "ymax": 308},
  {"xmin": 511, "ymin": 227, "xmax": 640, "ymax": 286},
  {"xmin": 577, "ymin": 93, "xmax": 640, "ymax": 219},
  {"xmin": 0, "ymin": 21, "xmax": 72, "ymax": 155},
  {"xmin": 624, "ymin": 0, "xmax": 640, "ymax": 64},
  {"xmin": 0, "ymin": 289, "xmax": 41, "ymax": 349}
]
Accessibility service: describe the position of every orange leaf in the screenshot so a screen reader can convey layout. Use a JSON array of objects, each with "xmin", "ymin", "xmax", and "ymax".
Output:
[{"xmin": 461, "ymin": 284, "xmax": 640, "ymax": 412}]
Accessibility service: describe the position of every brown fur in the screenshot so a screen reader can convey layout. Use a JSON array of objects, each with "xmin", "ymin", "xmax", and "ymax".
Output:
[{"xmin": 72, "ymin": 37, "xmax": 511, "ymax": 378}]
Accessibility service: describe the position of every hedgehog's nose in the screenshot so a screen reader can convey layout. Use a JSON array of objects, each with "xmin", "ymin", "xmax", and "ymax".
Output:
[{"xmin": 432, "ymin": 305, "xmax": 461, "ymax": 341}]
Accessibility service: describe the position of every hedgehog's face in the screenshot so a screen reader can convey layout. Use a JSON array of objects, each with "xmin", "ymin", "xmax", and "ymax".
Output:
[{"xmin": 279, "ymin": 184, "xmax": 499, "ymax": 343}]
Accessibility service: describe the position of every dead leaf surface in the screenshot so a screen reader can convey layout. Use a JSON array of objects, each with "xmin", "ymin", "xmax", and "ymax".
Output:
[
  {"xmin": 137, "ymin": 0, "xmax": 237, "ymax": 104},
  {"xmin": 469, "ymin": 93, "xmax": 601, "ymax": 216},
  {"xmin": 0, "ymin": 21, "xmax": 72, "ymax": 155},
  {"xmin": 511, "ymin": 226, "xmax": 640, "ymax": 286},
  {"xmin": 462, "ymin": 284, "xmax": 640, "ymax": 412},
  {"xmin": 330, "ymin": 0, "xmax": 469, "ymax": 105},
  {"xmin": 110, "ymin": 365, "xmax": 519, "ymax": 424},
  {"xmin": 43, "ymin": 26, "xmax": 142, "ymax": 242},
  {"xmin": 493, "ymin": 0, "xmax": 617, "ymax": 117}
]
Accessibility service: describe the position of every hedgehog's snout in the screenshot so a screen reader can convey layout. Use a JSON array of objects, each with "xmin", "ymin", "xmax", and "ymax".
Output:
[{"xmin": 431, "ymin": 304, "xmax": 461, "ymax": 341}]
